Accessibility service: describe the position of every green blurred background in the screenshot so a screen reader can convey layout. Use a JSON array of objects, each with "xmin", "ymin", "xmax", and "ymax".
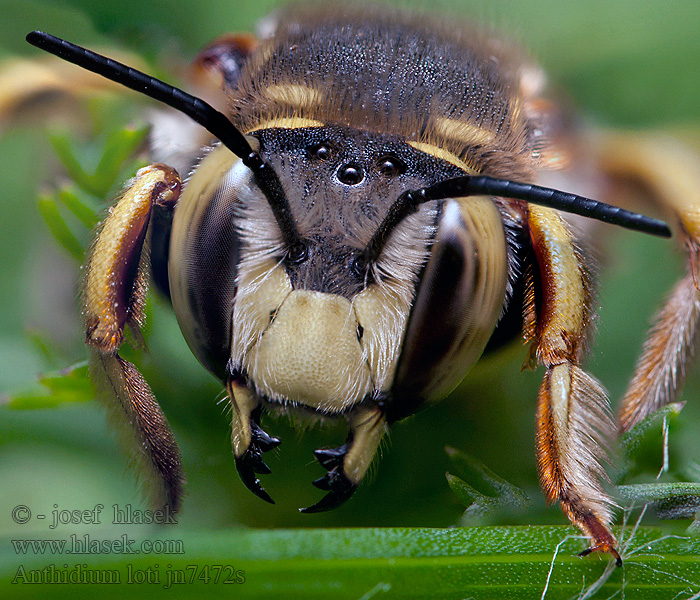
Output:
[{"xmin": 1, "ymin": 0, "xmax": 700, "ymax": 540}]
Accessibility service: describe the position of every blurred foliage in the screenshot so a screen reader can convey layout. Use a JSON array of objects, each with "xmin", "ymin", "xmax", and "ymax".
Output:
[
  {"xmin": 6, "ymin": 362, "xmax": 90, "ymax": 410},
  {"xmin": 1, "ymin": 0, "xmax": 700, "ymax": 597},
  {"xmin": 446, "ymin": 446, "xmax": 532, "ymax": 519}
]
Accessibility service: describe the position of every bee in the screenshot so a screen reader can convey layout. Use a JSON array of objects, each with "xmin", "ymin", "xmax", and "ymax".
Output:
[{"xmin": 23, "ymin": 3, "xmax": 700, "ymax": 564}]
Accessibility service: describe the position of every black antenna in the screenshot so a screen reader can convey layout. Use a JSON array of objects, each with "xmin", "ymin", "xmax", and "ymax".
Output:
[
  {"xmin": 360, "ymin": 175, "xmax": 672, "ymax": 268},
  {"xmin": 25, "ymin": 31, "xmax": 304, "ymax": 253}
]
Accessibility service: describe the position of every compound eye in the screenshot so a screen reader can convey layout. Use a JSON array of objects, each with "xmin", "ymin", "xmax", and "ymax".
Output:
[
  {"xmin": 308, "ymin": 143, "xmax": 334, "ymax": 161},
  {"xmin": 389, "ymin": 199, "xmax": 508, "ymax": 420},
  {"xmin": 376, "ymin": 155, "xmax": 406, "ymax": 177},
  {"xmin": 337, "ymin": 162, "xmax": 364, "ymax": 185}
]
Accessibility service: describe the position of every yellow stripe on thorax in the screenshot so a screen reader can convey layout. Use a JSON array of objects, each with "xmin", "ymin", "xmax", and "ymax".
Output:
[
  {"xmin": 247, "ymin": 117, "xmax": 325, "ymax": 132},
  {"xmin": 432, "ymin": 117, "xmax": 495, "ymax": 147},
  {"xmin": 263, "ymin": 84, "xmax": 324, "ymax": 108},
  {"xmin": 408, "ymin": 141, "xmax": 477, "ymax": 174}
]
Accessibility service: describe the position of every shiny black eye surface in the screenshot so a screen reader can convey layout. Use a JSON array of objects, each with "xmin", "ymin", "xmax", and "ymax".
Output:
[
  {"xmin": 376, "ymin": 155, "xmax": 407, "ymax": 177},
  {"xmin": 307, "ymin": 143, "xmax": 334, "ymax": 160},
  {"xmin": 337, "ymin": 163, "xmax": 364, "ymax": 185}
]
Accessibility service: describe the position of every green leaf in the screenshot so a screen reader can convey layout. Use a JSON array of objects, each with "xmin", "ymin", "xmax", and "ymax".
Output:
[
  {"xmin": 618, "ymin": 483, "xmax": 700, "ymax": 520},
  {"xmin": 48, "ymin": 131, "xmax": 95, "ymax": 195},
  {"xmin": 619, "ymin": 403, "xmax": 685, "ymax": 455},
  {"xmin": 446, "ymin": 446, "xmax": 530, "ymax": 516},
  {"xmin": 91, "ymin": 125, "xmax": 148, "ymax": 196},
  {"xmin": 38, "ymin": 124, "xmax": 150, "ymax": 259},
  {"xmin": 48, "ymin": 126, "xmax": 148, "ymax": 198},
  {"xmin": 0, "ymin": 526, "xmax": 698, "ymax": 599},
  {"xmin": 3, "ymin": 362, "xmax": 92, "ymax": 409},
  {"xmin": 36, "ymin": 194, "xmax": 85, "ymax": 261},
  {"xmin": 57, "ymin": 187, "xmax": 100, "ymax": 230}
]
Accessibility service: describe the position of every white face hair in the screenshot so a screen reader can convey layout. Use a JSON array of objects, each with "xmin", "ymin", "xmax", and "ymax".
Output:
[
  {"xmin": 21, "ymin": 3, "xmax": 677, "ymax": 551},
  {"xmin": 169, "ymin": 137, "xmax": 509, "ymax": 415}
]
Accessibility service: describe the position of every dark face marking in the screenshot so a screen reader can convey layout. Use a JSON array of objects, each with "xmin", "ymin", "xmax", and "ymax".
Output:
[{"xmin": 252, "ymin": 125, "xmax": 465, "ymax": 299}]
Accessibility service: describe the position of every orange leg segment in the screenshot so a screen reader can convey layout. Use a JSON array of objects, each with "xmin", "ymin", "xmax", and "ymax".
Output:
[{"xmin": 528, "ymin": 204, "xmax": 621, "ymax": 565}]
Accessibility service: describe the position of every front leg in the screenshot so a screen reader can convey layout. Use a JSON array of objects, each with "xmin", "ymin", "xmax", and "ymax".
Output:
[
  {"xmin": 301, "ymin": 403, "xmax": 388, "ymax": 513},
  {"xmin": 527, "ymin": 205, "xmax": 621, "ymax": 565},
  {"xmin": 227, "ymin": 376, "xmax": 281, "ymax": 504},
  {"xmin": 84, "ymin": 164, "xmax": 185, "ymax": 512}
]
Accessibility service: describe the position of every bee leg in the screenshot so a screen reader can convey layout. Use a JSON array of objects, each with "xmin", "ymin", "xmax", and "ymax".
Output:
[
  {"xmin": 597, "ymin": 135, "xmax": 700, "ymax": 431},
  {"xmin": 300, "ymin": 404, "xmax": 387, "ymax": 513},
  {"xmin": 149, "ymin": 34, "xmax": 259, "ymax": 175},
  {"xmin": 227, "ymin": 377, "xmax": 280, "ymax": 504},
  {"xmin": 189, "ymin": 33, "xmax": 259, "ymax": 101},
  {"xmin": 527, "ymin": 205, "xmax": 621, "ymax": 565},
  {"xmin": 84, "ymin": 164, "xmax": 184, "ymax": 512},
  {"xmin": 0, "ymin": 49, "xmax": 142, "ymax": 126}
]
